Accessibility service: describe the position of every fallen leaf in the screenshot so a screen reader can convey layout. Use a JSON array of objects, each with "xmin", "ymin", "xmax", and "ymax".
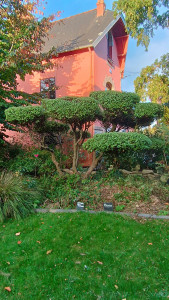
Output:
[
  {"xmin": 4, "ymin": 287, "xmax": 11, "ymax": 292},
  {"xmin": 80, "ymin": 253, "xmax": 86, "ymax": 256},
  {"xmin": 75, "ymin": 261, "xmax": 81, "ymax": 264},
  {"xmin": 122, "ymin": 298, "xmax": 127, "ymax": 300},
  {"xmin": 97, "ymin": 261, "xmax": 103, "ymax": 265},
  {"xmin": 6, "ymin": 262, "xmax": 10, "ymax": 265},
  {"xmin": 114, "ymin": 285, "xmax": 118, "ymax": 289},
  {"xmin": 148, "ymin": 243, "xmax": 153, "ymax": 245},
  {"xmin": 15, "ymin": 232, "xmax": 21, "ymax": 236},
  {"xmin": 46, "ymin": 250, "xmax": 52, "ymax": 255},
  {"xmin": 37, "ymin": 241, "xmax": 41, "ymax": 244},
  {"xmin": 107, "ymin": 275, "xmax": 111, "ymax": 277},
  {"xmin": 17, "ymin": 241, "xmax": 22, "ymax": 244},
  {"xmin": 3, "ymin": 225, "xmax": 5, "ymax": 228}
]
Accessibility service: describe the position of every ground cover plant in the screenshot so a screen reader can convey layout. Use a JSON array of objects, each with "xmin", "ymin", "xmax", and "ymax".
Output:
[
  {"xmin": 0, "ymin": 213, "xmax": 169, "ymax": 299},
  {"xmin": 3, "ymin": 145, "xmax": 168, "ymax": 216},
  {"xmin": 39, "ymin": 171, "xmax": 169, "ymax": 215},
  {"xmin": 1, "ymin": 143, "xmax": 168, "ymax": 217}
]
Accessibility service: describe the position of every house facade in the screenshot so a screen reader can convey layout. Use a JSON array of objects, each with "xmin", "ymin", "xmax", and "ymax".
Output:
[
  {"xmin": 17, "ymin": 0, "xmax": 128, "ymax": 98},
  {"xmin": 7, "ymin": 1, "xmax": 129, "ymax": 152}
]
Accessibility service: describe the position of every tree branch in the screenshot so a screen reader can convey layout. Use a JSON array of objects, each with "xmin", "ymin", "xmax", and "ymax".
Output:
[{"xmin": 83, "ymin": 152, "xmax": 103, "ymax": 179}]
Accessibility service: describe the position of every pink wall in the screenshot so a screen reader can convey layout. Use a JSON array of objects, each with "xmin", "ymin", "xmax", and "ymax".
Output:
[
  {"xmin": 17, "ymin": 48, "xmax": 93, "ymax": 98},
  {"xmin": 94, "ymin": 35, "xmax": 121, "ymax": 91},
  {"xmin": 17, "ymin": 34, "xmax": 121, "ymax": 98}
]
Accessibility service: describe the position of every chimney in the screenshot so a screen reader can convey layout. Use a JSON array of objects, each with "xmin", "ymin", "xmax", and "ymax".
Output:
[{"xmin": 97, "ymin": 0, "xmax": 106, "ymax": 17}]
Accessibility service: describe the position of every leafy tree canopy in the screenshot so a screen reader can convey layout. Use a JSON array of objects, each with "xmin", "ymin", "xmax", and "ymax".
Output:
[
  {"xmin": 0, "ymin": 0, "xmax": 56, "ymax": 144},
  {"xmin": 42, "ymin": 97, "xmax": 101, "ymax": 129},
  {"xmin": 112, "ymin": 0, "xmax": 169, "ymax": 49},
  {"xmin": 134, "ymin": 103, "xmax": 164, "ymax": 126},
  {"xmin": 5, "ymin": 106, "xmax": 45, "ymax": 125},
  {"xmin": 5, "ymin": 105, "xmax": 68, "ymax": 135},
  {"xmin": 90, "ymin": 91, "xmax": 163, "ymax": 130},
  {"xmin": 83, "ymin": 132, "xmax": 152, "ymax": 153},
  {"xmin": 134, "ymin": 53, "xmax": 169, "ymax": 124}
]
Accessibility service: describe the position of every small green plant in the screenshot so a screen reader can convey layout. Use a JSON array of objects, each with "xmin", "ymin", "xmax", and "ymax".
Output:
[
  {"xmin": 0, "ymin": 172, "xmax": 42, "ymax": 221},
  {"xmin": 115, "ymin": 205, "xmax": 125, "ymax": 212},
  {"xmin": 158, "ymin": 210, "xmax": 169, "ymax": 216}
]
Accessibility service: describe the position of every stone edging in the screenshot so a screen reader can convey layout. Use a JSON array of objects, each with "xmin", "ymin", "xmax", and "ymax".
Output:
[{"xmin": 35, "ymin": 209, "xmax": 169, "ymax": 220}]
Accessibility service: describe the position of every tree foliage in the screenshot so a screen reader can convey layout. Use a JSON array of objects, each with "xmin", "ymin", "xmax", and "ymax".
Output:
[
  {"xmin": 83, "ymin": 132, "xmax": 152, "ymax": 153},
  {"xmin": 5, "ymin": 91, "xmax": 164, "ymax": 177},
  {"xmin": 0, "ymin": 0, "xmax": 56, "ymax": 144},
  {"xmin": 5, "ymin": 96, "xmax": 100, "ymax": 176},
  {"xmin": 6, "ymin": 106, "xmax": 45, "ymax": 125},
  {"xmin": 90, "ymin": 91, "xmax": 163, "ymax": 130},
  {"xmin": 112, "ymin": 0, "xmax": 169, "ymax": 49},
  {"xmin": 134, "ymin": 53, "xmax": 169, "ymax": 125},
  {"xmin": 42, "ymin": 97, "xmax": 101, "ymax": 126}
]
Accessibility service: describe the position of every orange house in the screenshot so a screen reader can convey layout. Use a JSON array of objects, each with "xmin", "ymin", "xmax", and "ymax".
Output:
[{"xmin": 7, "ymin": 0, "xmax": 129, "ymax": 155}]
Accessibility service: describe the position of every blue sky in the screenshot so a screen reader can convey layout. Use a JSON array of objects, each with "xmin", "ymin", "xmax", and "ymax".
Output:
[{"xmin": 43, "ymin": 0, "xmax": 169, "ymax": 92}]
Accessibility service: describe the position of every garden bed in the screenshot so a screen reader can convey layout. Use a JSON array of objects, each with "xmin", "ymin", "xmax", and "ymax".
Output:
[{"xmin": 43, "ymin": 173, "xmax": 169, "ymax": 216}]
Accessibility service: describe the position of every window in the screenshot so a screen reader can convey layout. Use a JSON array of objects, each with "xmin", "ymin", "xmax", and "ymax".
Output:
[
  {"xmin": 94, "ymin": 126, "xmax": 105, "ymax": 135},
  {"xmin": 40, "ymin": 77, "xmax": 56, "ymax": 99},
  {"xmin": 106, "ymin": 82, "xmax": 113, "ymax": 90},
  {"xmin": 107, "ymin": 31, "xmax": 114, "ymax": 67}
]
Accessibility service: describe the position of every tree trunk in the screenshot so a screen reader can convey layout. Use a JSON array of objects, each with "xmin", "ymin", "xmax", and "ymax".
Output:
[
  {"xmin": 72, "ymin": 133, "xmax": 78, "ymax": 173},
  {"xmin": 110, "ymin": 124, "xmax": 116, "ymax": 132},
  {"xmin": 72, "ymin": 130, "xmax": 83, "ymax": 173},
  {"xmin": 51, "ymin": 152, "xmax": 64, "ymax": 177},
  {"xmin": 83, "ymin": 152, "xmax": 103, "ymax": 179}
]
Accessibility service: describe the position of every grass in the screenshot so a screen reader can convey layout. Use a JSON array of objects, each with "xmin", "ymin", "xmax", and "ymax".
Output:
[{"xmin": 0, "ymin": 213, "xmax": 169, "ymax": 299}]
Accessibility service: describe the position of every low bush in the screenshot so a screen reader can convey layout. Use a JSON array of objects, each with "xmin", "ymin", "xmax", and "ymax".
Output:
[{"xmin": 8, "ymin": 148, "xmax": 61, "ymax": 176}]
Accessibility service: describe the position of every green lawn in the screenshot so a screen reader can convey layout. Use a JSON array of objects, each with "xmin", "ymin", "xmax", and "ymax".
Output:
[{"xmin": 0, "ymin": 213, "xmax": 169, "ymax": 300}]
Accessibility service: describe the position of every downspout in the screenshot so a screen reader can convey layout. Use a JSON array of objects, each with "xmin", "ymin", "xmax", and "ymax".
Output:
[{"xmin": 88, "ymin": 47, "xmax": 94, "ymax": 93}]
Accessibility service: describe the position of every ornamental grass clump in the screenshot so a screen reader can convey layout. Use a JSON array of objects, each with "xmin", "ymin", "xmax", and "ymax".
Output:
[{"xmin": 0, "ymin": 172, "xmax": 41, "ymax": 222}]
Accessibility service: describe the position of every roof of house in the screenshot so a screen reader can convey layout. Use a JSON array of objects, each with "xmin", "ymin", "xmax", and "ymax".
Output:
[{"xmin": 42, "ymin": 9, "xmax": 126, "ymax": 54}]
